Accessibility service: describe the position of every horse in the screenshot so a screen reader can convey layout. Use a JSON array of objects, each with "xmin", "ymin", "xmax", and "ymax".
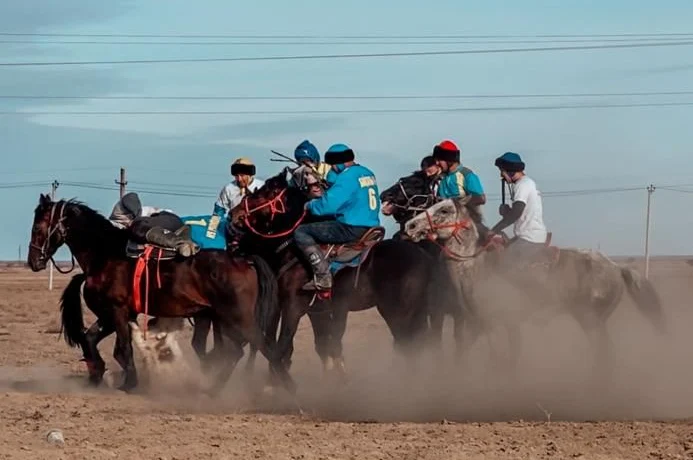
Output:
[
  {"xmin": 226, "ymin": 169, "xmax": 437, "ymax": 381},
  {"xmin": 379, "ymin": 170, "xmax": 468, "ymax": 350},
  {"xmin": 27, "ymin": 194, "xmax": 296, "ymax": 397},
  {"xmin": 402, "ymin": 197, "xmax": 667, "ymax": 376}
]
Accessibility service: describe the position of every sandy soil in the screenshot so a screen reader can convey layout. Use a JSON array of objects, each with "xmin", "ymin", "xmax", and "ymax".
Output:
[{"xmin": 1, "ymin": 259, "xmax": 693, "ymax": 460}]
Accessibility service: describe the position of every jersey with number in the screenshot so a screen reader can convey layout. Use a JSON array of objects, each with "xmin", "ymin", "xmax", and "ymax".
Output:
[
  {"xmin": 511, "ymin": 175, "xmax": 547, "ymax": 243},
  {"xmin": 306, "ymin": 163, "xmax": 381, "ymax": 227}
]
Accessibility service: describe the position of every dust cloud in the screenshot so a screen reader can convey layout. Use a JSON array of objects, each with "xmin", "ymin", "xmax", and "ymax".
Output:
[{"xmin": 1, "ymin": 262, "xmax": 692, "ymax": 424}]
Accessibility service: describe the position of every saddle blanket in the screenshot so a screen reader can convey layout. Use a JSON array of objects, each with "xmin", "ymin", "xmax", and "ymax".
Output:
[{"xmin": 181, "ymin": 214, "xmax": 228, "ymax": 250}]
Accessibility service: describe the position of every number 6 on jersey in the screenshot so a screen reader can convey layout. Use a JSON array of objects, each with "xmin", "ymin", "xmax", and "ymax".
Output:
[{"xmin": 368, "ymin": 188, "xmax": 377, "ymax": 210}]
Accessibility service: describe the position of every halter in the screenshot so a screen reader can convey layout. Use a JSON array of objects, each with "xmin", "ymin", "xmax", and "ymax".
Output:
[
  {"xmin": 30, "ymin": 201, "xmax": 76, "ymax": 274},
  {"xmin": 241, "ymin": 188, "xmax": 306, "ymax": 239}
]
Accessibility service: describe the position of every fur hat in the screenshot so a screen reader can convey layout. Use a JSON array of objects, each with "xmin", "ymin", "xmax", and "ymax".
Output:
[
  {"xmin": 432, "ymin": 140, "xmax": 460, "ymax": 163},
  {"xmin": 324, "ymin": 143, "xmax": 355, "ymax": 165},
  {"xmin": 231, "ymin": 157, "xmax": 256, "ymax": 176}
]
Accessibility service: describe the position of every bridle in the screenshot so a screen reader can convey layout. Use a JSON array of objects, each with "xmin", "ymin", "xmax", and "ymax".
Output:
[
  {"xmin": 420, "ymin": 206, "xmax": 502, "ymax": 261},
  {"xmin": 390, "ymin": 180, "xmax": 437, "ymax": 215},
  {"xmin": 30, "ymin": 201, "xmax": 76, "ymax": 274},
  {"xmin": 240, "ymin": 188, "xmax": 307, "ymax": 239}
]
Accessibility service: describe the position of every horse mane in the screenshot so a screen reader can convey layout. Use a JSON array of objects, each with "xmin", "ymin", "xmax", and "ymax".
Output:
[{"xmin": 61, "ymin": 198, "xmax": 128, "ymax": 248}]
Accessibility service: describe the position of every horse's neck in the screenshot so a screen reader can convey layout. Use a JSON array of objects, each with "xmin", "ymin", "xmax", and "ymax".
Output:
[{"xmin": 64, "ymin": 216, "xmax": 127, "ymax": 273}]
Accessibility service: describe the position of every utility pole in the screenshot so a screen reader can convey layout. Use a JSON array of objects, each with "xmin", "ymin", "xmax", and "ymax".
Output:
[
  {"xmin": 644, "ymin": 184, "xmax": 655, "ymax": 279},
  {"xmin": 18, "ymin": 245, "xmax": 21, "ymax": 263},
  {"xmin": 115, "ymin": 167, "xmax": 127, "ymax": 198},
  {"xmin": 48, "ymin": 180, "xmax": 59, "ymax": 291}
]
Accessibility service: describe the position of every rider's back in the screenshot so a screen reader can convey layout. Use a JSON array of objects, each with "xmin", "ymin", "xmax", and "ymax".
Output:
[{"xmin": 310, "ymin": 163, "xmax": 380, "ymax": 228}]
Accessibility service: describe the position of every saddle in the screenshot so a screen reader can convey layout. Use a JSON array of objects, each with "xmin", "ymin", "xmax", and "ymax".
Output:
[{"xmin": 319, "ymin": 226, "xmax": 386, "ymax": 264}]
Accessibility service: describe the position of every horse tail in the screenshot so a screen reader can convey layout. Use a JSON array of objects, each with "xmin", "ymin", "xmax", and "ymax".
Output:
[
  {"xmin": 249, "ymin": 255, "xmax": 280, "ymax": 345},
  {"xmin": 60, "ymin": 273, "xmax": 87, "ymax": 348},
  {"xmin": 620, "ymin": 266, "xmax": 666, "ymax": 334}
]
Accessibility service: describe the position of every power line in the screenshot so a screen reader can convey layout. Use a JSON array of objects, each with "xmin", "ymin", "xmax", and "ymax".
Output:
[
  {"xmin": 2, "ymin": 40, "xmax": 692, "ymax": 67},
  {"xmin": 6, "ymin": 101, "xmax": 693, "ymax": 116},
  {"xmin": 3, "ymin": 90, "xmax": 692, "ymax": 101},
  {"xmin": 3, "ymin": 37, "xmax": 691, "ymax": 46},
  {"xmin": 2, "ymin": 32, "xmax": 693, "ymax": 39}
]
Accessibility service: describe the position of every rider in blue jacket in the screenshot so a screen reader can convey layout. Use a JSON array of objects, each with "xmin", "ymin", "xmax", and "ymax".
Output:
[{"xmin": 295, "ymin": 143, "xmax": 380, "ymax": 291}]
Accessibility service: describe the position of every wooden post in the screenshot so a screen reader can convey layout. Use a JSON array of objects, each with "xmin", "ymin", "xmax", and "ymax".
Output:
[
  {"xmin": 644, "ymin": 184, "xmax": 655, "ymax": 279},
  {"xmin": 48, "ymin": 180, "xmax": 59, "ymax": 290},
  {"xmin": 116, "ymin": 167, "xmax": 127, "ymax": 198}
]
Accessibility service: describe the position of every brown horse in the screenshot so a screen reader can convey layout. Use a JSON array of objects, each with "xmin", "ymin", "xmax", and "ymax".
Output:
[
  {"xmin": 226, "ymin": 170, "xmax": 437, "ymax": 380},
  {"xmin": 403, "ymin": 197, "xmax": 667, "ymax": 374},
  {"xmin": 27, "ymin": 194, "xmax": 296, "ymax": 397}
]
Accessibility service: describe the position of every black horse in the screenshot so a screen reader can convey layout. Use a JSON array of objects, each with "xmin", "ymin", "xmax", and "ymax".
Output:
[
  {"xmin": 27, "ymin": 194, "xmax": 296, "ymax": 396},
  {"xmin": 225, "ymin": 169, "xmax": 438, "ymax": 380},
  {"xmin": 379, "ymin": 170, "xmax": 469, "ymax": 352}
]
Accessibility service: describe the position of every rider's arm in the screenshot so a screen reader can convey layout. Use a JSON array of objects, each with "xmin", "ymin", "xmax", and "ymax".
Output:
[
  {"xmin": 463, "ymin": 172, "xmax": 487, "ymax": 206},
  {"xmin": 490, "ymin": 179, "xmax": 530, "ymax": 233},
  {"xmin": 490, "ymin": 201, "xmax": 525, "ymax": 233},
  {"xmin": 306, "ymin": 178, "xmax": 350, "ymax": 216}
]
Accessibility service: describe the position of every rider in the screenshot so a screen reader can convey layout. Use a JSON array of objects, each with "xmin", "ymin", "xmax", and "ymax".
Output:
[
  {"xmin": 488, "ymin": 152, "xmax": 548, "ymax": 265},
  {"xmin": 291, "ymin": 139, "xmax": 335, "ymax": 198},
  {"xmin": 294, "ymin": 143, "xmax": 381, "ymax": 291},
  {"xmin": 109, "ymin": 192, "xmax": 199, "ymax": 257},
  {"xmin": 420, "ymin": 155, "xmax": 441, "ymax": 195},
  {"xmin": 432, "ymin": 140, "xmax": 486, "ymax": 208},
  {"xmin": 210, "ymin": 157, "xmax": 265, "ymax": 241},
  {"xmin": 214, "ymin": 157, "xmax": 265, "ymax": 216}
]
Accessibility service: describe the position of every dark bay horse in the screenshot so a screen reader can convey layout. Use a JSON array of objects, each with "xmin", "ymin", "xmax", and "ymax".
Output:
[
  {"xmin": 27, "ymin": 194, "xmax": 296, "ymax": 396},
  {"xmin": 226, "ymin": 170, "xmax": 436, "ymax": 379}
]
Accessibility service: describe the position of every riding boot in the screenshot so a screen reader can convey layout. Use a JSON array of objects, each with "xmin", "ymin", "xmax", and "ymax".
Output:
[
  {"xmin": 145, "ymin": 227, "xmax": 200, "ymax": 257},
  {"xmin": 300, "ymin": 244, "xmax": 332, "ymax": 291}
]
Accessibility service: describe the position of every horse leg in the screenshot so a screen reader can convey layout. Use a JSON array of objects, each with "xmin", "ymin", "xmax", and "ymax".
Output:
[
  {"xmin": 573, "ymin": 304, "xmax": 612, "ymax": 390},
  {"xmin": 307, "ymin": 310, "xmax": 334, "ymax": 376},
  {"xmin": 275, "ymin": 299, "xmax": 309, "ymax": 370},
  {"xmin": 111, "ymin": 307, "xmax": 138, "ymax": 392},
  {"xmin": 191, "ymin": 313, "xmax": 213, "ymax": 372},
  {"xmin": 205, "ymin": 331, "xmax": 244, "ymax": 397},
  {"xmin": 324, "ymin": 299, "xmax": 351, "ymax": 384},
  {"xmin": 83, "ymin": 319, "xmax": 115, "ymax": 385},
  {"xmin": 237, "ymin": 312, "xmax": 297, "ymax": 399}
]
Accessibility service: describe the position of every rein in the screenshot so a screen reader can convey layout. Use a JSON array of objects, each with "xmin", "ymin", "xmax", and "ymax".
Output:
[
  {"xmin": 31, "ymin": 201, "xmax": 76, "ymax": 274},
  {"xmin": 241, "ymin": 188, "xmax": 307, "ymax": 239}
]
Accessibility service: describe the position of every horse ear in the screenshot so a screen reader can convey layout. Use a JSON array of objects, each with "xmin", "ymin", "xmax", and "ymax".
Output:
[{"xmin": 39, "ymin": 193, "xmax": 51, "ymax": 206}]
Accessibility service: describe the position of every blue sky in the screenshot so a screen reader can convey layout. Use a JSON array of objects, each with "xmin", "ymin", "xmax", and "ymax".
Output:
[{"xmin": 2, "ymin": 0, "xmax": 693, "ymax": 259}]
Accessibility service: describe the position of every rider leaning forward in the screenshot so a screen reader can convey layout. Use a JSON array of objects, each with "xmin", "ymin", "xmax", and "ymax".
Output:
[
  {"xmin": 431, "ymin": 139, "xmax": 486, "ymax": 208},
  {"xmin": 294, "ymin": 143, "xmax": 381, "ymax": 292}
]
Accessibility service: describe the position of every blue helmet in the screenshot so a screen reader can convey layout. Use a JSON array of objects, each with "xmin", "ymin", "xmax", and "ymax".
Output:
[{"xmin": 294, "ymin": 140, "xmax": 320, "ymax": 164}]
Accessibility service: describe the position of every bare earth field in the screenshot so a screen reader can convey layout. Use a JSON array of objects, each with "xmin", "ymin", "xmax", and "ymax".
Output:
[{"xmin": 1, "ymin": 259, "xmax": 693, "ymax": 459}]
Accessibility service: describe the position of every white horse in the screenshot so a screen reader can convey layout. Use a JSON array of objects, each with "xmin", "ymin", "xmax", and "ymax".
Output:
[{"xmin": 403, "ymin": 197, "xmax": 666, "ymax": 376}]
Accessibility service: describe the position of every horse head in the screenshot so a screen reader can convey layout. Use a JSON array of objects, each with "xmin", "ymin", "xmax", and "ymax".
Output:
[
  {"xmin": 28, "ymin": 194, "xmax": 125, "ymax": 272},
  {"xmin": 403, "ymin": 197, "xmax": 481, "ymax": 250},
  {"xmin": 28, "ymin": 193, "xmax": 67, "ymax": 271},
  {"xmin": 229, "ymin": 169, "xmax": 307, "ymax": 239},
  {"xmin": 380, "ymin": 170, "xmax": 437, "ymax": 224}
]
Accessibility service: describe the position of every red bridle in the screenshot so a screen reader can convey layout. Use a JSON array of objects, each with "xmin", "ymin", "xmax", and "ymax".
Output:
[
  {"xmin": 421, "ymin": 209, "xmax": 501, "ymax": 261},
  {"xmin": 241, "ymin": 188, "xmax": 307, "ymax": 239}
]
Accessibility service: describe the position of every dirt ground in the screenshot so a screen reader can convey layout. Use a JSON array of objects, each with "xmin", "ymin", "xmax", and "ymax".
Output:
[{"xmin": 1, "ymin": 259, "xmax": 693, "ymax": 460}]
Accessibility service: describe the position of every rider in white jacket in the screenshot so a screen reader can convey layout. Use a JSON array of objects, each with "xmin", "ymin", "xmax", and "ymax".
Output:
[{"xmin": 214, "ymin": 157, "xmax": 265, "ymax": 215}]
